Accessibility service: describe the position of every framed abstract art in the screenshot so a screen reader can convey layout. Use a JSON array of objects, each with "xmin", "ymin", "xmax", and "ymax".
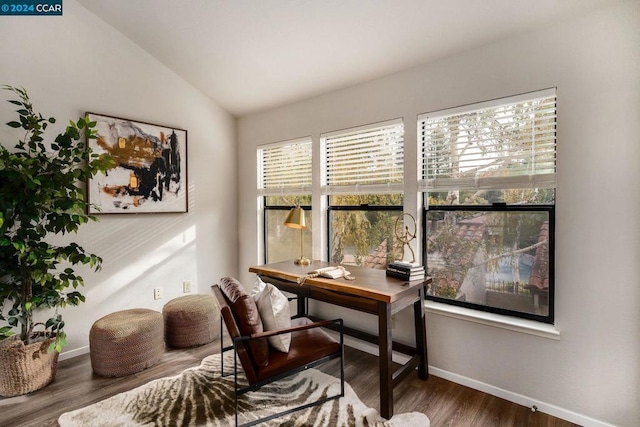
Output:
[{"xmin": 86, "ymin": 113, "xmax": 188, "ymax": 214}]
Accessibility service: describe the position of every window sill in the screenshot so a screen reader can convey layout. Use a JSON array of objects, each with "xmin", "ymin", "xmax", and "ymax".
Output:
[{"xmin": 424, "ymin": 301, "xmax": 560, "ymax": 340}]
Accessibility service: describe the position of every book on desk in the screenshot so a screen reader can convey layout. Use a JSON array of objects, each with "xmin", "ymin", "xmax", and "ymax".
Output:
[{"xmin": 386, "ymin": 261, "xmax": 425, "ymax": 281}]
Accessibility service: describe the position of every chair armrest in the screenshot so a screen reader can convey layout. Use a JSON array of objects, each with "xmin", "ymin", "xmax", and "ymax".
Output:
[{"xmin": 234, "ymin": 318, "xmax": 343, "ymax": 342}]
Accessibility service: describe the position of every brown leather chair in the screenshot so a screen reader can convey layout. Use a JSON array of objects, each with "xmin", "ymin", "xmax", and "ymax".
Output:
[{"xmin": 212, "ymin": 282, "xmax": 344, "ymax": 426}]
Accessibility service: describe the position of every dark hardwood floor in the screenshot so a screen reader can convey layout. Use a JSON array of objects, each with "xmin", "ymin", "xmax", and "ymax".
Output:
[{"xmin": 1, "ymin": 339, "xmax": 578, "ymax": 427}]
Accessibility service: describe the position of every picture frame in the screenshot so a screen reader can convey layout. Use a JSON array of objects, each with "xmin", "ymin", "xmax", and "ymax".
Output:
[{"xmin": 86, "ymin": 113, "xmax": 188, "ymax": 214}]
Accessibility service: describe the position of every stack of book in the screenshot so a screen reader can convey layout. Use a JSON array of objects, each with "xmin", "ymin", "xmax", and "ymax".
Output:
[{"xmin": 386, "ymin": 261, "xmax": 425, "ymax": 281}]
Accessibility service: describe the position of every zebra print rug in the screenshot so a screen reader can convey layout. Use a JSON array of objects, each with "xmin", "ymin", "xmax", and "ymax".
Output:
[{"xmin": 58, "ymin": 352, "xmax": 429, "ymax": 426}]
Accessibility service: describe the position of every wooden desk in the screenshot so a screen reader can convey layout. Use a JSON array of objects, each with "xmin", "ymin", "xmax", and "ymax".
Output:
[{"xmin": 249, "ymin": 260, "xmax": 430, "ymax": 419}]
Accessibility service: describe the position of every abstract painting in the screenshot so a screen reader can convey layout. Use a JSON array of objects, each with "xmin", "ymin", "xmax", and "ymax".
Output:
[{"xmin": 87, "ymin": 113, "xmax": 187, "ymax": 214}]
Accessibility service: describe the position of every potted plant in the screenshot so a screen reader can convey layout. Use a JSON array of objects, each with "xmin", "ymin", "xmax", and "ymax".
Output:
[{"xmin": 0, "ymin": 86, "xmax": 114, "ymax": 397}]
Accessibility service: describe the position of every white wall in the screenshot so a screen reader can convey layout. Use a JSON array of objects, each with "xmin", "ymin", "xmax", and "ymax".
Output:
[
  {"xmin": 0, "ymin": 1, "xmax": 238, "ymax": 356},
  {"xmin": 237, "ymin": 1, "xmax": 640, "ymax": 426}
]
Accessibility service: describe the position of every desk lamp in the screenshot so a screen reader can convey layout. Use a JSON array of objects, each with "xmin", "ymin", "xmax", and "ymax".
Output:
[{"xmin": 284, "ymin": 206, "xmax": 310, "ymax": 265}]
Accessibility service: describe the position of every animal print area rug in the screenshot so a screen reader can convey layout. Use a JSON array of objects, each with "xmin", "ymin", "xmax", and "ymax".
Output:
[{"xmin": 58, "ymin": 353, "xmax": 430, "ymax": 426}]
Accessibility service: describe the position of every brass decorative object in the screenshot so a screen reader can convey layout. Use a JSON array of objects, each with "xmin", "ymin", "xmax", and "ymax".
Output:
[{"xmin": 394, "ymin": 213, "xmax": 417, "ymax": 264}]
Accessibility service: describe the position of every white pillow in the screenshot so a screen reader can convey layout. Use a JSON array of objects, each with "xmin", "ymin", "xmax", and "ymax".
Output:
[{"xmin": 252, "ymin": 277, "xmax": 291, "ymax": 353}]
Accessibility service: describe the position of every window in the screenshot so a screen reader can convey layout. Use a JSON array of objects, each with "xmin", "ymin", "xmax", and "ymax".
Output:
[
  {"xmin": 322, "ymin": 119, "xmax": 404, "ymax": 268},
  {"xmin": 258, "ymin": 138, "xmax": 312, "ymax": 263},
  {"xmin": 328, "ymin": 194, "xmax": 403, "ymax": 267},
  {"xmin": 420, "ymin": 89, "xmax": 556, "ymax": 323}
]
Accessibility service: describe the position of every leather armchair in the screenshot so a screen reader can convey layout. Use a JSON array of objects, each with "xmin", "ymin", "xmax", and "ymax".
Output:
[{"xmin": 212, "ymin": 283, "xmax": 344, "ymax": 426}]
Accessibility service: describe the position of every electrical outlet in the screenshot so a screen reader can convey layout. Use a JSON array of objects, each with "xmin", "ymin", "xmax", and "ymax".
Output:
[
  {"xmin": 182, "ymin": 280, "xmax": 191, "ymax": 293},
  {"xmin": 153, "ymin": 287, "xmax": 163, "ymax": 300}
]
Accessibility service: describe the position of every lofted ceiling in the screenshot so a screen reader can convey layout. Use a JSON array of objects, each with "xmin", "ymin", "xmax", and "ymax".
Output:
[{"xmin": 77, "ymin": 0, "xmax": 612, "ymax": 117}]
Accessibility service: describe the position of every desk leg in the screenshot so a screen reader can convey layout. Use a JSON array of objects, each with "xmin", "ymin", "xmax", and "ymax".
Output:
[
  {"xmin": 297, "ymin": 296, "xmax": 307, "ymax": 317},
  {"xmin": 414, "ymin": 287, "xmax": 429, "ymax": 380},
  {"xmin": 378, "ymin": 301, "xmax": 393, "ymax": 419}
]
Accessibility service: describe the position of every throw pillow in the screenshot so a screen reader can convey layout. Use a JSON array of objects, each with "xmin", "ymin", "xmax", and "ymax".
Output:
[
  {"xmin": 219, "ymin": 277, "xmax": 269, "ymax": 368},
  {"xmin": 252, "ymin": 277, "xmax": 292, "ymax": 353}
]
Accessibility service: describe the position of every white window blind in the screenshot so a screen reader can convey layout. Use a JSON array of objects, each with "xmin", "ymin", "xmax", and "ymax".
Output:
[
  {"xmin": 419, "ymin": 88, "xmax": 556, "ymax": 192},
  {"xmin": 258, "ymin": 137, "xmax": 312, "ymax": 196},
  {"xmin": 321, "ymin": 119, "xmax": 404, "ymax": 195}
]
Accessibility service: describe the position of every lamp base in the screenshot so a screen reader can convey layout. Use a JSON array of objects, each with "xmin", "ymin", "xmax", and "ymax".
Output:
[{"xmin": 294, "ymin": 257, "xmax": 311, "ymax": 266}]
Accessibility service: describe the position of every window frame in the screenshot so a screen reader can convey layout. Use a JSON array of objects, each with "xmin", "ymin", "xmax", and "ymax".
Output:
[
  {"xmin": 326, "ymin": 202, "xmax": 403, "ymax": 266},
  {"xmin": 321, "ymin": 119, "xmax": 405, "ymax": 268},
  {"xmin": 263, "ymin": 201, "xmax": 312, "ymax": 264},
  {"xmin": 422, "ymin": 203, "xmax": 555, "ymax": 324},
  {"xmin": 258, "ymin": 137, "xmax": 313, "ymax": 264},
  {"xmin": 418, "ymin": 88, "xmax": 557, "ymax": 323}
]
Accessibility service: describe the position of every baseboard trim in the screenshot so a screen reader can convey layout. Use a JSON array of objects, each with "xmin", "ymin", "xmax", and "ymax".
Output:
[
  {"xmin": 342, "ymin": 340, "xmax": 612, "ymax": 427},
  {"xmin": 430, "ymin": 367, "xmax": 616, "ymax": 427},
  {"xmin": 59, "ymin": 345, "xmax": 89, "ymax": 361}
]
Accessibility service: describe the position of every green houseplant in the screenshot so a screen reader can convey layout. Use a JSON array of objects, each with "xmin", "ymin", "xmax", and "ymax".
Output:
[{"xmin": 0, "ymin": 86, "xmax": 114, "ymax": 396}]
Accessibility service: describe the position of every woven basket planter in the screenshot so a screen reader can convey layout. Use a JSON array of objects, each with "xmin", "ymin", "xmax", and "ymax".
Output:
[{"xmin": 0, "ymin": 334, "xmax": 58, "ymax": 397}]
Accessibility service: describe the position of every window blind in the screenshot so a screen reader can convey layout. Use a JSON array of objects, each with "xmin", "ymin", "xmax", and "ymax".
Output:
[
  {"xmin": 419, "ymin": 89, "xmax": 556, "ymax": 192},
  {"xmin": 322, "ymin": 119, "xmax": 404, "ymax": 195},
  {"xmin": 258, "ymin": 137, "xmax": 312, "ymax": 196}
]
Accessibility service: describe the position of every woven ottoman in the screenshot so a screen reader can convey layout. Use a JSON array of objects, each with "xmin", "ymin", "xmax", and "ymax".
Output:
[
  {"xmin": 163, "ymin": 294, "xmax": 220, "ymax": 348},
  {"xmin": 89, "ymin": 308, "xmax": 164, "ymax": 377}
]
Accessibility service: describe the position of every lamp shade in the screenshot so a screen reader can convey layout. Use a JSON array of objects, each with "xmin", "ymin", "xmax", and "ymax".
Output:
[{"xmin": 284, "ymin": 206, "xmax": 306, "ymax": 229}]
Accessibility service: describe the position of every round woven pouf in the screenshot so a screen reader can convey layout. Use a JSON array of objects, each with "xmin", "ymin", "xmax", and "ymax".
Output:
[
  {"xmin": 162, "ymin": 294, "xmax": 220, "ymax": 348},
  {"xmin": 89, "ymin": 308, "xmax": 164, "ymax": 377}
]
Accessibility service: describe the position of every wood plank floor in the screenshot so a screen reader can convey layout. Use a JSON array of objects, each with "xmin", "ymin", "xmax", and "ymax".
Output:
[{"xmin": 1, "ymin": 339, "xmax": 578, "ymax": 427}]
